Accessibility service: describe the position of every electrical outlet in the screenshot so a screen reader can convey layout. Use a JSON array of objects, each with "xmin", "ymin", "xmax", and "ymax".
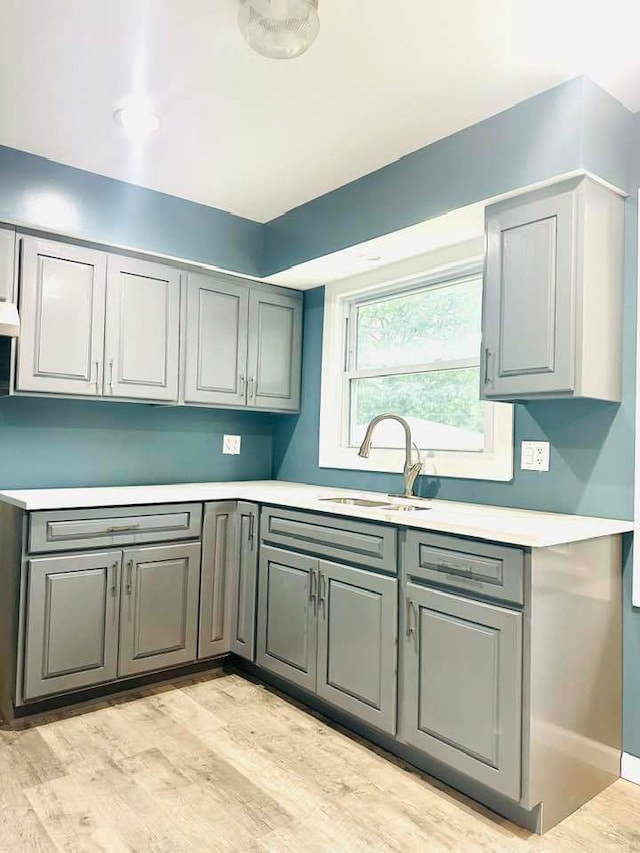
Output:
[
  {"xmin": 520, "ymin": 440, "xmax": 550, "ymax": 472},
  {"xmin": 223, "ymin": 435, "xmax": 241, "ymax": 455}
]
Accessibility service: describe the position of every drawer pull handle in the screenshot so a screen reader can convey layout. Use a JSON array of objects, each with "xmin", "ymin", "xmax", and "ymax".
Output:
[
  {"xmin": 106, "ymin": 524, "xmax": 141, "ymax": 533},
  {"xmin": 437, "ymin": 561, "xmax": 472, "ymax": 575}
]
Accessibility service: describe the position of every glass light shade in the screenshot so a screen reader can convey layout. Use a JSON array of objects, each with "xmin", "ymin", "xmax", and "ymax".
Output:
[{"xmin": 238, "ymin": 0, "xmax": 319, "ymax": 59}]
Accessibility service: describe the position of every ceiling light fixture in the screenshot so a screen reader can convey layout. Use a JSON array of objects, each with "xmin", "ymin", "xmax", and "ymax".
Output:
[
  {"xmin": 238, "ymin": 0, "xmax": 319, "ymax": 60},
  {"xmin": 113, "ymin": 106, "xmax": 160, "ymax": 140}
]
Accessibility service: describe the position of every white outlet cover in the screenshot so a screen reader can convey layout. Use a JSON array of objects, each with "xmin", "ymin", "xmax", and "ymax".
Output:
[
  {"xmin": 520, "ymin": 440, "xmax": 550, "ymax": 472},
  {"xmin": 223, "ymin": 435, "xmax": 241, "ymax": 455}
]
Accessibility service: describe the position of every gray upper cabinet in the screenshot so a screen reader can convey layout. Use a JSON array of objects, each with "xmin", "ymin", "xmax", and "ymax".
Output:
[
  {"xmin": 0, "ymin": 226, "xmax": 16, "ymax": 302},
  {"xmin": 24, "ymin": 550, "xmax": 121, "ymax": 700},
  {"xmin": 17, "ymin": 237, "xmax": 107, "ymax": 396},
  {"xmin": 400, "ymin": 582, "xmax": 522, "ymax": 801},
  {"xmin": 118, "ymin": 542, "xmax": 200, "ymax": 677},
  {"xmin": 104, "ymin": 255, "xmax": 181, "ymax": 402},
  {"xmin": 230, "ymin": 501, "xmax": 259, "ymax": 661},
  {"xmin": 256, "ymin": 545, "xmax": 317, "ymax": 691},
  {"xmin": 198, "ymin": 501, "xmax": 235, "ymax": 660},
  {"xmin": 316, "ymin": 560, "xmax": 397, "ymax": 734},
  {"xmin": 184, "ymin": 273, "xmax": 249, "ymax": 406},
  {"xmin": 481, "ymin": 176, "xmax": 624, "ymax": 402},
  {"xmin": 247, "ymin": 289, "xmax": 302, "ymax": 411}
]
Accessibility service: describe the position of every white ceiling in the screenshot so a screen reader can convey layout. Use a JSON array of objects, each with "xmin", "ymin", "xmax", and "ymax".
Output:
[{"xmin": 0, "ymin": 0, "xmax": 639, "ymax": 223}]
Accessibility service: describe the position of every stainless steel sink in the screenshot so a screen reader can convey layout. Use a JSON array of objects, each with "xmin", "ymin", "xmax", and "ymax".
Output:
[
  {"xmin": 318, "ymin": 497, "xmax": 390, "ymax": 507},
  {"xmin": 318, "ymin": 496, "xmax": 431, "ymax": 512}
]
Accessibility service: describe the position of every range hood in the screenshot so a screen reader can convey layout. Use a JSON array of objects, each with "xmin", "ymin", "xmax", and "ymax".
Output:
[{"xmin": 0, "ymin": 303, "xmax": 19, "ymax": 337}]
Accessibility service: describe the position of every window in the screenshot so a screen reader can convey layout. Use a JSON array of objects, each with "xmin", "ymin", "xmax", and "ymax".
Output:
[{"xmin": 320, "ymin": 252, "xmax": 513, "ymax": 482}]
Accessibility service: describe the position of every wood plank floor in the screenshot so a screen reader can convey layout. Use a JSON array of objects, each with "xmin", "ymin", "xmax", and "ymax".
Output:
[{"xmin": 0, "ymin": 669, "xmax": 638, "ymax": 852}]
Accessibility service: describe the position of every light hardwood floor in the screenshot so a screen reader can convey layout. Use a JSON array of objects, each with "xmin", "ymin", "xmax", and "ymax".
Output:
[{"xmin": 0, "ymin": 669, "xmax": 638, "ymax": 852}]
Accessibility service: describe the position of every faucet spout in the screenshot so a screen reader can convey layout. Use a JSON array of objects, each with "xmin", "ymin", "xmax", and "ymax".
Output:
[{"xmin": 357, "ymin": 413, "xmax": 422, "ymax": 498}]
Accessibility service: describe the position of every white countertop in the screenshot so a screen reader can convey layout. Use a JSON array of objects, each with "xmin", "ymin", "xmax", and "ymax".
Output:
[{"xmin": 0, "ymin": 480, "xmax": 632, "ymax": 548}]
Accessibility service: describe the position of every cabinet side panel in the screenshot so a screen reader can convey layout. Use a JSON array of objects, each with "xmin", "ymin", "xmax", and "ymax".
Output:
[
  {"xmin": 577, "ymin": 181, "xmax": 624, "ymax": 401},
  {"xmin": 527, "ymin": 536, "xmax": 622, "ymax": 831},
  {"xmin": 0, "ymin": 503, "xmax": 23, "ymax": 720}
]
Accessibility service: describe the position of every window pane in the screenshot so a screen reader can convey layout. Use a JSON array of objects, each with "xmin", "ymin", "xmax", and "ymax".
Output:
[
  {"xmin": 355, "ymin": 277, "xmax": 482, "ymax": 369},
  {"xmin": 350, "ymin": 368, "xmax": 485, "ymax": 451}
]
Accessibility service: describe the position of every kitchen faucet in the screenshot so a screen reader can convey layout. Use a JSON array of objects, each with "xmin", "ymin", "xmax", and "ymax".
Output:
[{"xmin": 357, "ymin": 413, "xmax": 423, "ymax": 498}]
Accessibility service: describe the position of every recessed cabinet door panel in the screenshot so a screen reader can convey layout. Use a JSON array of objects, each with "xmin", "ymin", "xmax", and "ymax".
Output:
[
  {"xmin": 198, "ymin": 502, "xmax": 235, "ymax": 660},
  {"xmin": 184, "ymin": 273, "xmax": 249, "ymax": 406},
  {"xmin": 401, "ymin": 583, "xmax": 522, "ymax": 800},
  {"xmin": 256, "ymin": 546, "xmax": 317, "ymax": 691},
  {"xmin": 316, "ymin": 560, "xmax": 397, "ymax": 734},
  {"xmin": 17, "ymin": 238, "xmax": 106, "ymax": 395},
  {"xmin": 24, "ymin": 551, "xmax": 121, "ymax": 700},
  {"xmin": 230, "ymin": 502, "xmax": 259, "ymax": 661},
  {"xmin": 482, "ymin": 190, "xmax": 575, "ymax": 398},
  {"xmin": 0, "ymin": 226, "xmax": 16, "ymax": 302},
  {"xmin": 247, "ymin": 290, "xmax": 301, "ymax": 411},
  {"xmin": 104, "ymin": 256, "xmax": 180, "ymax": 401},
  {"xmin": 119, "ymin": 542, "xmax": 200, "ymax": 677}
]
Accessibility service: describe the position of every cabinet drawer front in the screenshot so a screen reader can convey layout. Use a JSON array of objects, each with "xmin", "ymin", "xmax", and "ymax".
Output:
[
  {"xmin": 261, "ymin": 507, "xmax": 397, "ymax": 574},
  {"xmin": 29, "ymin": 504, "xmax": 203, "ymax": 553},
  {"xmin": 404, "ymin": 531, "xmax": 523, "ymax": 605}
]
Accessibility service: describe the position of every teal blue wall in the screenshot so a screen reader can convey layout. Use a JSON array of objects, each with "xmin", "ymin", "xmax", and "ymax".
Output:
[
  {"xmin": 0, "ymin": 397, "xmax": 273, "ymax": 488},
  {"xmin": 0, "ymin": 145, "xmax": 263, "ymax": 277}
]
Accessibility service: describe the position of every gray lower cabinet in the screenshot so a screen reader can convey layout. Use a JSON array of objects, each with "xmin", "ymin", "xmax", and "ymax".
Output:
[
  {"xmin": 401, "ymin": 582, "xmax": 522, "ymax": 800},
  {"xmin": 256, "ymin": 547, "xmax": 398, "ymax": 734},
  {"xmin": 316, "ymin": 560, "xmax": 397, "ymax": 734},
  {"xmin": 118, "ymin": 542, "xmax": 200, "ymax": 677},
  {"xmin": 198, "ymin": 502, "xmax": 235, "ymax": 659},
  {"xmin": 230, "ymin": 502, "xmax": 259, "ymax": 660},
  {"xmin": 256, "ymin": 545, "xmax": 318, "ymax": 691},
  {"xmin": 24, "ymin": 550, "xmax": 122, "ymax": 700}
]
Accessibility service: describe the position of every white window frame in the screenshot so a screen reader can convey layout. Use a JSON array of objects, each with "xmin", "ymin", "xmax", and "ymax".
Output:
[{"xmin": 319, "ymin": 244, "xmax": 514, "ymax": 482}]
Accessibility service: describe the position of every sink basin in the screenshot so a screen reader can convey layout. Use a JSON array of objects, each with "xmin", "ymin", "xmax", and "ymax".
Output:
[
  {"xmin": 318, "ymin": 497, "xmax": 389, "ymax": 507},
  {"xmin": 318, "ymin": 496, "xmax": 431, "ymax": 512}
]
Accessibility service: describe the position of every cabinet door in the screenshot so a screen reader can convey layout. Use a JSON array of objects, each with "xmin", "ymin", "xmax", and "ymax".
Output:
[
  {"xmin": 184, "ymin": 273, "xmax": 249, "ymax": 406},
  {"xmin": 198, "ymin": 502, "xmax": 235, "ymax": 659},
  {"xmin": 104, "ymin": 255, "xmax": 181, "ymax": 401},
  {"xmin": 119, "ymin": 542, "xmax": 200, "ymax": 677},
  {"xmin": 23, "ymin": 551, "xmax": 121, "ymax": 700},
  {"xmin": 0, "ymin": 226, "xmax": 16, "ymax": 302},
  {"xmin": 246, "ymin": 289, "xmax": 301, "ymax": 411},
  {"xmin": 256, "ymin": 545, "xmax": 317, "ymax": 691},
  {"xmin": 482, "ymin": 189, "xmax": 576, "ymax": 398},
  {"xmin": 401, "ymin": 583, "xmax": 522, "ymax": 800},
  {"xmin": 17, "ymin": 237, "xmax": 106, "ymax": 396},
  {"xmin": 316, "ymin": 560, "xmax": 397, "ymax": 734},
  {"xmin": 230, "ymin": 502, "xmax": 259, "ymax": 660}
]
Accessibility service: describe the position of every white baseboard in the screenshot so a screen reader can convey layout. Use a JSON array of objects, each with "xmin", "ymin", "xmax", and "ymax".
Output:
[{"xmin": 621, "ymin": 752, "xmax": 640, "ymax": 785}]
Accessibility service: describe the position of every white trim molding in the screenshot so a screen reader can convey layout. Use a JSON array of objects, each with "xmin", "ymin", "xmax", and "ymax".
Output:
[
  {"xmin": 621, "ymin": 752, "xmax": 640, "ymax": 786},
  {"xmin": 319, "ymin": 240, "xmax": 514, "ymax": 482}
]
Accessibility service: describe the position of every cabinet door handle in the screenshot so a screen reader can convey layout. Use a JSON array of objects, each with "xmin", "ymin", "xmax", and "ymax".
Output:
[
  {"xmin": 110, "ymin": 561, "xmax": 119, "ymax": 598},
  {"xmin": 125, "ymin": 559, "xmax": 133, "ymax": 595},
  {"xmin": 309, "ymin": 568, "xmax": 316, "ymax": 610},
  {"xmin": 483, "ymin": 347, "xmax": 492, "ymax": 384},
  {"xmin": 239, "ymin": 374, "xmax": 246, "ymax": 398},
  {"xmin": 247, "ymin": 513, "xmax": 255, "ymax": 549},
  {"xmin": 94, "ymin": 360, "xmax": 100, "ymax": 394},
  {"xmin": 317, "ymin": 571, "xmax": 326, "ymax": 610},
  {"xmin": 109, "ymin": 359, "xmax": 114, "ymax": 394},
  {"xmin": 248, "ymin": 376, "xmax": 255, "ymax": 401},
  {"xmin": 406, "ymin": 597, "xmax": 416, "ymax": 638}
]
